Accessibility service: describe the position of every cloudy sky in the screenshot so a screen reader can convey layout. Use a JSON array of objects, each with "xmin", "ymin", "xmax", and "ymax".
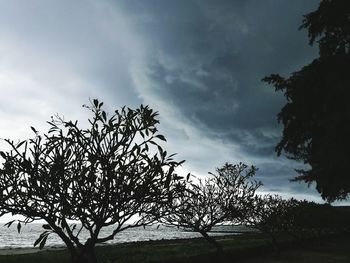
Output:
[{"xmin": 1, "ymin": 0, "xmax": 344, "ymax": 214}]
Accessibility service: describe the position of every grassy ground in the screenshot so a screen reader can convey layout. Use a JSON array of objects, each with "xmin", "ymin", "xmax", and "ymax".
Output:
[
  {"xmin": 237, "ymin": 235, "xmax": 350, "ymax": 263},
  {"xmin": 0, "ymin": 233, "xmax": 349, "ymax": 263}
]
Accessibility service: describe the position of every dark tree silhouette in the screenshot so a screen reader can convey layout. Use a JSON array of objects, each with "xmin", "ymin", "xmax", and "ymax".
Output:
[
  {"xmin": 244, "ymin": 195, "xmax": 298, "ymax": 249},
  {"xmin": 0, "ymin": 99, "xmax": 184, "ymax": 263},
  {"xmin": 245, "ymin": 196, "xmax": 350, "ymax": 247},
  {"xmin": 286, "ymin": 200, "xmax": 350, "ymax": 238},
  {"xmin": 162, "ymin": 163, "xmax": 261, "ymax": 252},
  {"xmin": 263, "ymin": 0, "xmax": 350, "ymax": 201}
]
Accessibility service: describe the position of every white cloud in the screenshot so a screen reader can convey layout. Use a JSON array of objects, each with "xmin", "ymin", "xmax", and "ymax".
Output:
[{"xmin": 0, "ymin": 0, "xmax": 147, "ymax": 140}]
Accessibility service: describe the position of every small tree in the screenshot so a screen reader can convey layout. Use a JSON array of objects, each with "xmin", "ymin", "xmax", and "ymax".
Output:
[
  {"xmin": 0, "ymin": 99, "xmax": 184, "ymax": 263},
  {"xmin": 244, "ymin": 195, "xmax": 298, "ymax": 248},
  {"xmin": 162, "ymin": 163, "xmax": 261, "ymax": 252}
]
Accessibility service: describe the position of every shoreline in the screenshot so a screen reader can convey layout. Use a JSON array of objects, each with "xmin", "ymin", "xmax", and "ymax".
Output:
[
  {"xmin": 1, "ymin": 233, "xmax": 349, "ymax": 263},
  {"xmin": 0, "ymin": 246, "xmax": 65, "ymax": 256},
  {"xmin": 0, "ymin": 232, "xmax": 242, "ymax": 256}
]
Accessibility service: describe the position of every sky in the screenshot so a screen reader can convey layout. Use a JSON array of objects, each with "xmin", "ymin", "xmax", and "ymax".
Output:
[{"xmin": 0, "ymin": 0, "xmax": 346, "ymax": 222}]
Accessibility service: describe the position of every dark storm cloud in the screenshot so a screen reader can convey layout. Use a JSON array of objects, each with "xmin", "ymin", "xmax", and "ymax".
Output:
[
  {"xmin": 121, "ymin": 0, "xmax": 318, "ymax": 158},
  {"xmin": 114, "ymin": 0, "xmax": 327, "ymax": 199},
  {"xmin": 253, "ymin": 160, "xmax": 323, "ymax": 202},
  {"xmin": 0, "ymin": 0, "xmax": 332, "ymax": 211}
]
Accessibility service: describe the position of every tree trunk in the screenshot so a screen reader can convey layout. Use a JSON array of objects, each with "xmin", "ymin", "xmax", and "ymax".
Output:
[
  {"xmin": 69, "ymin": 244, "xmax": 98, "ymax": 263},
  {"xmin": 268, "ymin": 232, "xmax": 279, "ymax": 251},
  {"xmin": 200, "ymin": 231, "xmax": 223, "ymax": 252}
]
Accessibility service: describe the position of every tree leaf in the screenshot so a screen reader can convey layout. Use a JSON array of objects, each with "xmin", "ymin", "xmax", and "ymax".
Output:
[
  {"xmin": 155, "ymin": 134, "xmax": 166, "ymax": 141},
  {"xmin": 0, "ymin": 151, "xmax": 6, "ymax": 159},
  {"xmin": 102, "ymin": 111, "xmax": 107, "ymax": 121},
  {"xmin": 34, "ymin": 235, "xmax": 44, "ymax": 247},
  {"xmin": 16, "ymin": 140, "xmax": 26, "ymax": 149},
  {"xmin": 93, "ymin": 99, "xmax": 99, "ymax": 108},
  {"xmin": 34, "ymin": 232, "xmax": 49, "ymax": 247},
  {"xmin": 42, "ymin": 224, "xmax": 52, "ymax": 230},
  {"xmin": 39, "ymin": 235, "xmax": 49, "ymax": 250},
  {"xmin": 4, "ymin": 220, "xmax": 15, "ymax": 228}
]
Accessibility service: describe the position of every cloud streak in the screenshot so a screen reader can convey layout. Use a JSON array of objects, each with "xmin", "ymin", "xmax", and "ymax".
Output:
[{"xmin": 123, "ymin": 0, "xmax": 320, "ymax": 190}]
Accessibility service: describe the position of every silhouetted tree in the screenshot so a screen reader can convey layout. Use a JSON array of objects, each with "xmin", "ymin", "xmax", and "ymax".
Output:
[
  {"xmin": 287, "ymin": 200, "xmax": 350, "ymax": 238},
  {"xmin": 263, "ymin": 0, "xmax": 350, "ymax": 201},
  {"xmin": 244, "ymin": 195, "xmax": 298, "ymax": 248},
  {"xmin": 162, "ymin": 163, "xmax": 261, "ymax": 252},
  {"xmin": 246, "ymin": 195, "xmax": 350, "ymax": 247},
  {"xmin": 0, "ymin": 99, "xmax": 184, "ymax": 263}
]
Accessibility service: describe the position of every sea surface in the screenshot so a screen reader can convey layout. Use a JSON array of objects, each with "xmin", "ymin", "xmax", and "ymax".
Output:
[{"xmin": 0, "ymin": 224, "xmax": 250, "ymax": 249}]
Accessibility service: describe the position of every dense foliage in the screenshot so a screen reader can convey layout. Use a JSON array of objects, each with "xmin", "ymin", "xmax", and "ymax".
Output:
[
  {"xmin": 263, "ymin": 0, "xmax": 350, "ymax": 201},
  {"xmin": 244, "ymin": 195, "xmax": 298, "ymax": 247},
  {"xmin": 245, "ymin": 194, "xmax": 350, "ymax": 247},
  {"xmin": 163, "ymin": 163, "xmax": 261, "ymax": 251},
  {"xmin": 287, "ymin": 200, "xmax": 350, "ymax": 238}
]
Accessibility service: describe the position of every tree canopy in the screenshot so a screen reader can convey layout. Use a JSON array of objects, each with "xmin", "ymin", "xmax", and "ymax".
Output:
[
  {"xmin": 263, "ymin": 0, "xmax": 350, "ymax": 202},
  {"xmin": 0, "ymin": 99, "xmax": 184, "ymax": 263},
  {"xmin": 162, "ymin": 163, "xmax": 261, "ymax": 251},
  {"xmin": 244, "ymin": 195, "xmax": 298, "ymax": 247}
]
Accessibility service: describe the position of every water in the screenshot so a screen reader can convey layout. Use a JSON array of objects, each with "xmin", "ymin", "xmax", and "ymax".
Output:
[{"xmin": 0, "ymin": 224, "xmax": 247, "ymax": 249}]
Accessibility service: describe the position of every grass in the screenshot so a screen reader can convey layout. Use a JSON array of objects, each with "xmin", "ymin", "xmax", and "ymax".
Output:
[
  {"xmin": 0, "ymin": 233, "xmax": 349, "ymax": 263},
  {"xmin": 237, "ymin": 235, "xmax": 350, "ymax": 263}
]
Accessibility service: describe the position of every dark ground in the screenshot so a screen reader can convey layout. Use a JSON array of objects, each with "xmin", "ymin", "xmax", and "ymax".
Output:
[{"xmin": 0, "ymin": 233, "xmax": 349, "ymax": 263}]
